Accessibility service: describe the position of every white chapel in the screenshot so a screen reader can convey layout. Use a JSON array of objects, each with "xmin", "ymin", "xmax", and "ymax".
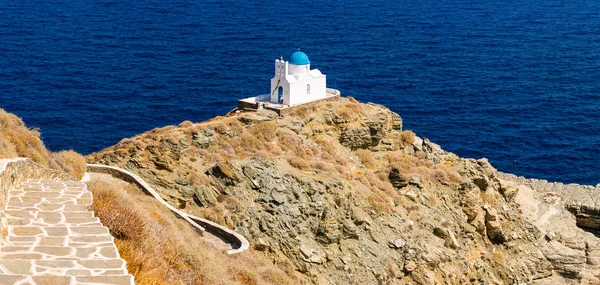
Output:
[
  {"xmin": 238, "ymin": 50, "xmax": 339, "ymax": 114},
  {"xmin": 269, "ymin": 51, "xmax": 327, "ymax": 106}
]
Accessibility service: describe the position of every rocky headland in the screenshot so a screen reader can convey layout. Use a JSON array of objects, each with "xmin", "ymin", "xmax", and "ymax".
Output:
[{"xmin": 81, "ymin": 96, "xmax": 600, "ymax": 284}]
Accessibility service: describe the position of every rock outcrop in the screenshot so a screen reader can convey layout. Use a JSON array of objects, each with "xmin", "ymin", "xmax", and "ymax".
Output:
[{"xmin": 88, "ymin": 97, "xmax": 600, "ymax": 284}]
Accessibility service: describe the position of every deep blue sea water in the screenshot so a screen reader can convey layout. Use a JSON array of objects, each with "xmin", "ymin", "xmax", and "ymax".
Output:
[{"xmin": 1, "ymin": 0, "xmax": 599, "ymax": 185}]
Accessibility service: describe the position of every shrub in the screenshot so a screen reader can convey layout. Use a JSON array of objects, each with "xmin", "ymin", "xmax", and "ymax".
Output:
[
  {"xmin": 0, "ymin": 109, "xmax": 49, "ymax": 165},
  {"xmin": 368, "ymin": 194, "xmax": 393, "ymax": 213},
  {"xmin": 399, "ymin": 130, "xmax": 416, "ymax": 146},
  {"xmin": 226, "ymin": 119, "xmax": 245, "ymax": 137},
  {"xmin": 249, "ymin": 121, "xmax": 277, "ymax": 142},
  {"xmin": 213, "ymin": 123, "xmax": 229, "ymax": 135},
  {"xmin": 276, "ymin": 129, "xmax": 301, "ymax": 152},
  {"xmin": 234, "ymin": 133, "xmax": 264, "ymax": 155},
  {"xmin": 287, "ymin": 157, "xmax": 311, "ymax": 171},
  {"xmin": 355, "ymin": 149, "xmax": 378, "ymax": 169},
  {"xmin": 90, "ymin": 181, "xmax": 146, "ymax": 240},
  {"xmin": 335, "ymin": 102, "xmax": 364, "ymax": 122},
  {"xmin": 52, "ymin": 150, "xmax": 87, "ymax": 179},
  {"xmin": 261, "ymin": 269, "xmax": 294, "ymax": 285},
  {"xmin": 234, "ymin": 270, "xmax": 258, "ymax": 285},
  {"xmin": 311, "ymin": 160, "xmax": 336, "ymax": 172}
]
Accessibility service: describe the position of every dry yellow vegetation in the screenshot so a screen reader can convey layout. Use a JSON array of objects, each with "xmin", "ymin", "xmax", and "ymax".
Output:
[
  {"xmin": 89, "ymin": 179, "xmax": 299, "ymax": 285},
  {"xmin": 0, "ymin": 108, "xmax": 87, "ymax": 178}
]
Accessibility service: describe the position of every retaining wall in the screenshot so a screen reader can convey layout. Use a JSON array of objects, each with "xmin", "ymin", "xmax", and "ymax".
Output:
[{"xmin": 86, "ymin": 164, "xmax": 250, "ymax": 254}]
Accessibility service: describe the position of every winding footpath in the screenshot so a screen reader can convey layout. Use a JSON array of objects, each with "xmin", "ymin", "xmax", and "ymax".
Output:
[{"xmin": 0, "ymin": 178, "xmax": 133, "ymax": 284}]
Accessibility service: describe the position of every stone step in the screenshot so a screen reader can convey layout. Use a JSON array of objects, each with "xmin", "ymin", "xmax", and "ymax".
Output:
[
  {"xmin": 7, "ymin": 197, "xmax": 93, "ymax": 208},
  {"xmin": 0, "ymin": 258, "xmax": 127, "ymax": 271},
  {"xmin": 8, "ymin": 226, "xmax": 111, "ymax": 238},
  {"xmin": 6, "ymin": 203, "xmax": 91, "ymax": 212},
  {"xmin": 8, "ymin": 190, "xmax": 91, "ymax": 198},
  {"xmin": 9, "ymin": 184, "xmax": 87, "ymax": 191},
  {"xmin": 0, "ymin": 246, "xmax": 119, "ymax": 260},
  {"xmin": 3, "ymin": 210, "xmax": 95, "ymax": 220},
  {"xmin": 14, "ymin": 185, "xmax": 86, "ymax": 192},
  {"xmin": 7, "ymin": 235, "xmax": 115, "ymax": 248},
  {"xmin": 0, "ymin": 274, "xmax": 134, "ymax": 284},
  {"xmin": 7, "ymin": 216, "xmax": 101, "ymax": 227},
  {"xmin": 0, "ymin": 259, "xmax": 128, "ymax": 275}
]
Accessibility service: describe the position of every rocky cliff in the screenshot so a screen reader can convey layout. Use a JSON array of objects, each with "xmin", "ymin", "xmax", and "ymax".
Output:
[{"xmin": 88, "ymin": 97, "xmax": 600, "ymax": 284}]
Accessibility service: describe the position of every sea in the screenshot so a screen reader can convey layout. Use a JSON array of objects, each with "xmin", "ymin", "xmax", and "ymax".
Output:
[{"xmin": 0, "ymin": 0, "xmax": 599, "ymax": 185}]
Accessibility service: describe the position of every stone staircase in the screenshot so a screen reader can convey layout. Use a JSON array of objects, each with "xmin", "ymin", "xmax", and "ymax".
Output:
[{"xmin": 0, "ymin": 179, "xmax": 134, "ymax": 284}]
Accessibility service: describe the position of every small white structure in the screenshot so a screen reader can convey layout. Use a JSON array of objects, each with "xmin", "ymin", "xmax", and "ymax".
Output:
[
  {"xmin": 238, "ymin": 50, "xmax": 339, "ymax": 115},
  {"xmin": 270, "ymin": 51, "xmax": 327, "ymax": 106}
]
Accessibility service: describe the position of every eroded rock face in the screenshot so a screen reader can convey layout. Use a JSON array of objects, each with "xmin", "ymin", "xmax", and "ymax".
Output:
[
  {"xmin": 88, "ymin": 97, "xmax": 600, "ymax": 285},
  {"xmin": 339, "ymin": 123, "xmax": 372, "ymax": 150}
]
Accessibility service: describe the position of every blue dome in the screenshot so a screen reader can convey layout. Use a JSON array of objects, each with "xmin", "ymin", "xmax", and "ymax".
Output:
[{"xmin": 289, "ymin": 51, "xmax": 310, "ymax": 65}]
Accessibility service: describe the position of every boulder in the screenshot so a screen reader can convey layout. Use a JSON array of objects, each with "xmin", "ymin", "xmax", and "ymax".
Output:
[
  {"xmin": 192, "ymin": 186, "xmax": 218, "ymax": 207},
  {"xmin": 498, "ymin": 179, "xmax": 519, "ymax": 200},
  {"xmin": 192, "ymin": 133, "xmax": 213, "ymax": 149},
  {"xmin": 366, "ymin": 121, "xmax": 386, "ymax": 146},
  {"xmin": 339, "ymin": 123, "xmax": 372, "ymax": 150},
  {"xmin": 484, "ymin": 206, "xmax": 507, "ymax": 243},
  {"xmin": 389, "ymin": 168, "xmax": 407, "ymax": 189},
  {"xmin": 207, "ymin": 161, "xmax": 243, "ymax": 186}
]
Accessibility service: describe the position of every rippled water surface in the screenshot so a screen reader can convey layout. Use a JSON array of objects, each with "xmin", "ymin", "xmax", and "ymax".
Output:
[{"xmin": 1, "ymin": 0, "xmax": 599, "ymax": 184}]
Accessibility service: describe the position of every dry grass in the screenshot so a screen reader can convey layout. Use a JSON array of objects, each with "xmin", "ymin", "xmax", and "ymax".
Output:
[
  {"xmin": 276, "ymin": 129, "xmax": 301, "ymax": 153},
  {"xmin": 491, "ymin": 251, "xmax": 506, "ymax": 268},
  {"xmin": 92, "ymin": 185, "xmax": 146, "ymax": 240},
  {"xmin": 234, "ymin": 133, "xmax": 265, "ymax": 156},
  {"xmin": 0, "ymin": 108, "xmax": 87, "ymax": 178},
  {"xmin": 214, "ymin": 123, "xmax": 229, "ymax": 135},
  {"xmin": 195, "ymin": 205, "xmax": 227, "ymax": 226},
  {"xmin": 0, "ymin": 109, "xmax": 50, "ymax": 165},
  {"xmin": 287, "ymin": 157, "xmax": 311, "ymax": 171},
  {"xmin": 288, "ymin": 105, "xmax": 318, "ymax": 120},
  {"xmin": 313, "ymin": 135, "xmax": 348, "ymax": 167},
  {"xmin": 355, "ymin": 149, "xmax": 378, "ymax": 169},
  {"xmin": 249, "ymin": 121, "xmax": 277, "ymax": 142},
  {"xmin": 481, "ymin": 191, "xmax": 499, "ymax": 206},
  {"xmin": 399, "ymin": 130, "xmax": 416, "ymax": 146},
  {"xmin": 88, "ymin": 179, "xmax": 299, "ymax": 285},
  {"xmin": 383, "ymin": 151, "xmax": 462, "ymax": 185},
  {"xmin": 52, "ymin": 150, "xmax": 87, "ymax": 179},
  {"xmin": 362, "ymin": 170, "xmax": 399, "ymax": 213},
  {"xmin": 334, "ymin": 102, "xmax": 365, "ymax": 122}
]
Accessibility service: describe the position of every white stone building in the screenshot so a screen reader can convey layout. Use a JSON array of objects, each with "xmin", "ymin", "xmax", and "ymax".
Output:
[
  {"xmin": 269, "ymin": 51, "xmax": 327, "ymax": 106},
  {"xmin": 238, "ymin": 50, "xmax": 339, "ymax": 115}
]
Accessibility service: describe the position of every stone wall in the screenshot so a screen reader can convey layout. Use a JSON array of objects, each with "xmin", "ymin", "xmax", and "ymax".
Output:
[
  {"xmin": 237, "ymin": 88, "xmax": 341, "ymax": 116},
  {"xmin": 87, "ymin": 164, "xmax": 250, "ymax": 254},
  {"xmin": 0, "ymin": 158, "xmax": 77, "ymax": 244}
]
